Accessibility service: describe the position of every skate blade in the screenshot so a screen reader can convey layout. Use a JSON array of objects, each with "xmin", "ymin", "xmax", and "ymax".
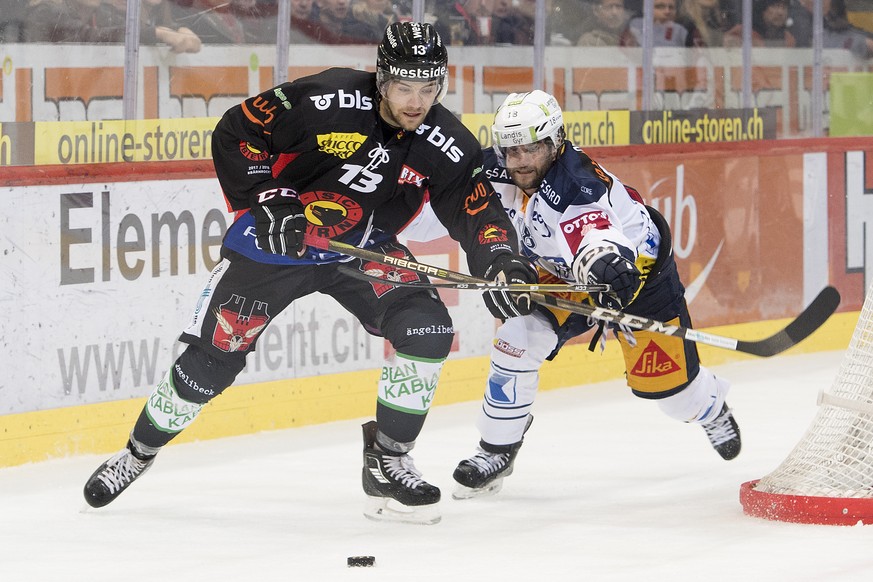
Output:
[
  {"xmin": 363, "ymin": 496, "xmax": 441, "ymax": 525},
  {"xmin": 452, "ymin": 477, "xmax": 504, "ymax": 500}
]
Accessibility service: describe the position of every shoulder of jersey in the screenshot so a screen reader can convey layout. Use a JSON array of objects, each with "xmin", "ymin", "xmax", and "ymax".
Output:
[
  {"xmin": 481, "ymin": 147, "xmax": 514, "ymax": 184},
  {"xmin": 293, "ymin": 68, "xmax": 377, "ymax": 112}
]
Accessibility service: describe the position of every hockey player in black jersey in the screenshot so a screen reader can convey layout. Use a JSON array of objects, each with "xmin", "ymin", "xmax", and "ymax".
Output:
[{"xmin": 83, "ymin": 22, "xmax": 536, "ymax": 524}]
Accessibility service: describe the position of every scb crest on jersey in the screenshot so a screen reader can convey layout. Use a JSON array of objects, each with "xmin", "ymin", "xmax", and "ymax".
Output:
[
  {"xmin": 300, "ymin": 190, "xmax": 364, "ymax": 238},
  {"xmin": 212, "ymin": 294, "xmax": 270, "ymax": 352}
]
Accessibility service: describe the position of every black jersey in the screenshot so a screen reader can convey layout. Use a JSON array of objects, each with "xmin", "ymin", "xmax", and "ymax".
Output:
[{"xmin": 212, "ymin": 68, "xmax": 517, "ymax": 275}]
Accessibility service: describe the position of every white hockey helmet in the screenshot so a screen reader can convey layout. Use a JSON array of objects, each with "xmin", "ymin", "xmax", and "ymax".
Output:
[{"xmin": 492, "ymin": 90, "xmax": 565, "ymax": 159}]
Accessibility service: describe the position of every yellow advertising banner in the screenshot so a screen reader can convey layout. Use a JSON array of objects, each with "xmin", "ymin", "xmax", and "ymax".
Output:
[{"xmin": 34, "ymin": 118, "xmax": 220, "ymax": 165}]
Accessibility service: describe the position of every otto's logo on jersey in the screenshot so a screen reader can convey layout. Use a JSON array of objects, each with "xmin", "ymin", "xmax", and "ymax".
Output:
[
  {"xmin": 398, "ymin": 165, "xmax": 426, "ymax": 187},
  {"xmin": 212, "ymin": 295, "xmax": 270, "ymax": 353},
  {"xmin": 317, "ymin": 132, "xmax": 368, "ymax": 159},
  {"xmin": 478, "ymin": 224, "xmax": 508, "ymax": 245},
  {"xmin": 239, "ymin": 141, "xmax": 269, "ymax": 162},
  {"xmin": 299, "ymin": 190, "xmax": 364, "ymax": 239},
  {"xmin": 631, "ymin": 341, "xmax": 681, "ymax": 377},
  {"xmin": 309, "ymin": 90, "xmax": 373, "ymax": 111},
  {"xmin": 560, "ymin": 210, "xmax": 611, "ymax": 251},
  {"xmin": 415, "ymin": 123, "xmax": 464, "ymax": 163},
  {"xmin": 361, "ymin": 255, "xmax": 420, "ymax": 298}
]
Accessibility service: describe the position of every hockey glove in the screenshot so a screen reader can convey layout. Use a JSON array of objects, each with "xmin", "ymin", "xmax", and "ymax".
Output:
[
  {"xmin": 483, "ymin": 254, "xmax": 539, "ymax": 319},
  {"xmin": 250, "ymin": 187, "xmax": 307, "ymax": 257},
  {"xmin": 572, "ymin": 244, "xmax": 641, "ymax": 310}
]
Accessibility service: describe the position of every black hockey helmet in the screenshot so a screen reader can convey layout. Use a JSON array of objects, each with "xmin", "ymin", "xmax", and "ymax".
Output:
[{"xmin": 376, "ymin": 22, "xmax": 448, "ymax": 102}]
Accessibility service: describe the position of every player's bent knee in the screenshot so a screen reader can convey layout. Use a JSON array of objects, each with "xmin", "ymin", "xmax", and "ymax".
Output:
[
  {"xmin": 382, "ymin": 295, "xmax": 454, "ymax": 359},
  {"xmin": 173, "ymin": 344, "xmax": 247, "ymax": 403}
]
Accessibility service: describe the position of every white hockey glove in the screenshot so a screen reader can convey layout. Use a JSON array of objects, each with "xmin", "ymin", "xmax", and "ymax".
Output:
[
  {"xmin": 572, "ymin": 244, "xmax": 640, "ymax": 310},
  {"xmin": 250, "ymin": 187, "xmax": 307, "ymax": 257},
  {"xmin": 483, "ymin": 254, "xmax": 538, "ymax": 319}
]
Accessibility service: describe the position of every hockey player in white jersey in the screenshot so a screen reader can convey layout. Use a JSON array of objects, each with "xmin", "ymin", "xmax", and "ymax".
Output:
[{"xmin": 452, "ymin": 90, "xmax": 741, "ymax": 499}]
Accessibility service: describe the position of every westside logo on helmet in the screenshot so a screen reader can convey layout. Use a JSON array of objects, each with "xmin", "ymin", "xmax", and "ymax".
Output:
[{"xmin": 388, "ymin": 65, "xmax": 447, "ymax": 80}]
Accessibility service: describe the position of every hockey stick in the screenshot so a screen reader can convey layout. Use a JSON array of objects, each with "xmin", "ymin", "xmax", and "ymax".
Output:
[
  {"xmin": 337, "ymin": 265, "xmax": 611, "ymax": 293},
  {"xmin": 305, "ymin": 234, "xmax": 841, "ymax": 357}
]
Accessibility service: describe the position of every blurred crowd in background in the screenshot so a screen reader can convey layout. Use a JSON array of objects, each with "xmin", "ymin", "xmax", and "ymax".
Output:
[{"xmin": 0, "ymin": 0, "xmax": 871, "ymax": 57}]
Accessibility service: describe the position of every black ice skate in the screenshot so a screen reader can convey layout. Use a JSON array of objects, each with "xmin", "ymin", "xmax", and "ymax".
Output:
[
  {"xmin": 83, "ymin": 440, "xmax": 156, "ymax": 508},
  {"xmin": 452, "ymin": 441, "xmax": 523, "ymax": 499},
  {"xmin": 361, "ymin": 421, "xmax": 441, "ymax": 525},
  {"xmin": 453, "ymin": 415, "xmax": 532, "ymax": 500},
  {"xmin": 702, "ymin": 403, "xmax": 741, "ymax": 460}
]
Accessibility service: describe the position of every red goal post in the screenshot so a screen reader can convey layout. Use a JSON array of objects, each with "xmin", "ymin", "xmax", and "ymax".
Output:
[{"xmin": 740, "ymin": 280, "xmax": 873, "ymax": 526}]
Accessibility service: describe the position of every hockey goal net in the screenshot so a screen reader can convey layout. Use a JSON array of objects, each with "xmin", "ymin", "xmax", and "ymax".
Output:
[{"xmin": 740, "ymin": 281, "xmax": 873, "ymax": 526}]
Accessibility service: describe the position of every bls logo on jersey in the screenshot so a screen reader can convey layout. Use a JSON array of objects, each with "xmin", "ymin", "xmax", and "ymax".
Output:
[
  {"xmin": 309, "ymin": 90, "xmax": 373, "ymax": 111},
  {"xmin": 212, "ymin": 295, "xmax": 270, "ymax": 353},
  {"xmin": 415, "ymin": 123, "xmax": 464, "ymax": 163}
]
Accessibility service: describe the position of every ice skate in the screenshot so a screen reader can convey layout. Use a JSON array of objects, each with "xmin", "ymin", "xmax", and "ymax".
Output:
[
  {"xmin": 83, "ymin": 440, "xmax": 156, "ymax": 508},
  {"xmin": 702, "ymin": 403, "xmax": 741, "ymax": 460},
  {"xmin": 452, "ymin": 440, "xmax": 523, "ymax": 500},
  {"xmin": 361, "ymin": 421, "xmax": 441, "ymax": 525}
]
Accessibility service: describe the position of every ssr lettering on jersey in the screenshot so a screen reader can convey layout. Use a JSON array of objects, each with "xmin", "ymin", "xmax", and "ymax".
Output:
[
  {"xmin": 560, "ymin": 210, "xmax": 611, "ymax": 252},
  {"xmin": 539, "ymin": 181, "xmax": 561, "ymax": 205},
  {"xmin": 486, "ymin": 166, "xmax": 512, "ymax": 182},
  {"xmin": 309, "ymin": 90, "xmax": 374, "ymax": 111},
  {"xmin": 415, "ymin": 123, "xmax": 464, "ymax": 163}
]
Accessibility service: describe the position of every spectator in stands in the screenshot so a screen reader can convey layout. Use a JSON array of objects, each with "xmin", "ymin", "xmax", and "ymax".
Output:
[
  {"xmin": 675, "ymin": 0, "xmax": 728, "ymax": 47},
  {"xmin": 723, "ymin": 0, "xmax": 795, "ymax": 47},
  {"xmin": 1, "ymin": 0, "xmax": 28, "ymax": 42},
  {"xmin": 25, "ymin": 0, "xmax": 125, "ymax": 42},
  {"xmin": 172, "ymin": 0, "xmax": 250, "ymax": 44},
  {"xmin": 312, "ymin": 0, "xmax": 382, "ymax": 43},
  {"xmin": 432, "ymin": 0, "xmax": 496, "ymax": 46},
  {"xmin": 548, "ymin": 0, "xmax": 591, "ymax": 45},
  {"xmin": 576, "ymin": 0, "xmax": 629, "ymax": 46},
  {"xmin": 823, "ymin": 0, "xmax": 873, "ymax": 58},
  {"xmin": 350, "ymin": 0, "xmax": 394, "ymax": 42},
  {"xmin": 101, "ymin": 0, "xmax": 201, "ymax": 52},
  {"xmin": 289, "ymin": 0, "xmax": 320, "ymax": 43},
  {"xmin": 621, "ymin": 0, "xmax": 689, "ymax": 47},
  {"xmin": 788, "ymin": 0, "xmax": 812, "ymax": 47}
]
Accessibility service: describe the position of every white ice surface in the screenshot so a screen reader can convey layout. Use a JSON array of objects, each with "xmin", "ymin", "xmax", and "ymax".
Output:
[{"xmin": 3, "ymin": 350, "xmax": 873, "ymax": 581}]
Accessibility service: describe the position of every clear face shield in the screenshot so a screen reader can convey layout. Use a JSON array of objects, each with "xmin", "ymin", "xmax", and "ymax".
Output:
[
  {"xmin": 492, "ymin": 128, "xmax": 558, "ymax": 165},
  {"xmin": 379, "ymin": 78, "xmax": 444, "ymax": 106}
]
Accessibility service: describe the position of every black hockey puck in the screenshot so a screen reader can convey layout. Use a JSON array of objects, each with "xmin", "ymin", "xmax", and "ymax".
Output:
[{"xmin": 347, "ymin": 556, "xmax": 376, "ymax": 567}]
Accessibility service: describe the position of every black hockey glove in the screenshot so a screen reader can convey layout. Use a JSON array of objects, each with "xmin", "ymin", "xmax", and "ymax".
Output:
[
  {"xmin": 483, "ymin": 254, "xmax": 538, "ymax": 319},
  {"xmin": 572, "ymin": 244, "xmax": 641, "ymax": 310},
  {"xmin": 250, "ymin": 187, "xmax": 307, "ymax": 257}
]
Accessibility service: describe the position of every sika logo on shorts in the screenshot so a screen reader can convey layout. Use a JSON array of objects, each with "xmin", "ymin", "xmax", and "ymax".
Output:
[
  {"xmin": 212, "ymin": 294, "xmax": 270, "ymax": 352},
  {"xmin": 239, "ymin": 141, "xmax": 269, "ymax": 161},
  {"xmin": 299, "ymin": 190, "xmax": 364, "ymax": 238},
  {"xmin": 631, "ymin": 340, "xmax": 680, "ymax": 377},
  {"xmin": 361, "ymin": 253, "xmax": 421, "ymax": 297}
]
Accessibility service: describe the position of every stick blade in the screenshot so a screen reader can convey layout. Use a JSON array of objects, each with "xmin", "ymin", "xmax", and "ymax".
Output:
[{"xmin": 737, "ymin": 286, "xmax": 841, "ymax": 357}]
